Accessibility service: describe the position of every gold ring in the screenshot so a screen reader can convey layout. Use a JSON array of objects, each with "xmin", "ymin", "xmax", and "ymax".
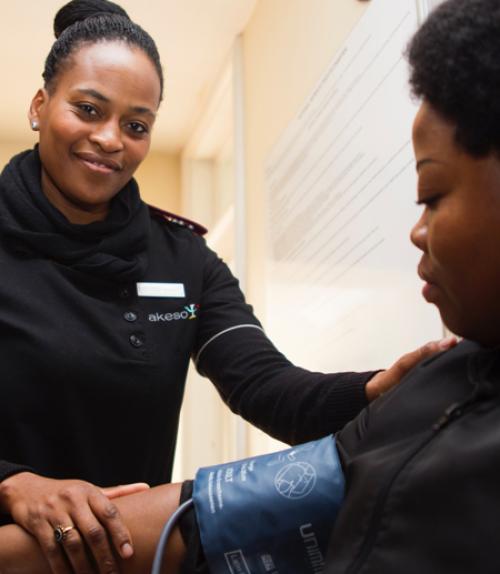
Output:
[{"xmin": 54, "ymin": 524, "xmax": 75, "ymax": 543}]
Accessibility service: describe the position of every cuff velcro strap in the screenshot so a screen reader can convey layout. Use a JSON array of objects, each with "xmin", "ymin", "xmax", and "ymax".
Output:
[{"xmin": 193, "ymin": 435, "xmax": 344, "ymax": 573}]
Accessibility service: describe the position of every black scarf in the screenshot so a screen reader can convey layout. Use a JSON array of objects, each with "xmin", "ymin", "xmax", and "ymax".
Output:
[{"xmin": 0, "ymin": 148, "xmax": 150, "ymax": 282}]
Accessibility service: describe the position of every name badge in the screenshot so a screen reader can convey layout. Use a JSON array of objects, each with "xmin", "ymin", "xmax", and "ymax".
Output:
[{"xmin": 136, "ymin": 282, "xmax": 185, "ymax": 298}]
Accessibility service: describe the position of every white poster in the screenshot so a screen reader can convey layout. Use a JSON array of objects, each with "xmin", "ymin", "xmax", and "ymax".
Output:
[{"xmin": 265, "ymin": 0, "xmax": 443, "ymax": 373}]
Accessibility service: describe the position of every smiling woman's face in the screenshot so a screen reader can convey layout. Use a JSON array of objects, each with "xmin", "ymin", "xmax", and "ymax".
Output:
[
  {"xmin": 411, "ymin": 102, "xmax": 500, "ymax": 346},
  {"xmin": 29, "ymin": 40, "xmax": 161, "ymax": 224}
]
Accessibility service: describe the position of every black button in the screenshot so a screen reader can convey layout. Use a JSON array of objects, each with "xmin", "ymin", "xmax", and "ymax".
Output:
[
  {"xmin": 119, "ymin": 286, "xmax": 131, "ymax": 299},
  {"xmin": 129, "ymin": 334, "xmax": 143, "ymax": 348},
  {"xmin": 124, "ymin": 311, "xmax": 138, "ymax": 322}
]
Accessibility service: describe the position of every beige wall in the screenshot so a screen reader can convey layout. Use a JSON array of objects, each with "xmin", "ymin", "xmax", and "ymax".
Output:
[
  {"xmin": 0, "ymin": 139, "xmax": 36, "ymax": 168},
  {"xmin": 241, "ymin": 0, "xmax": 369, "ymax": 453},
  {"xmin": 135, "ymin": 151, "xmax": 181, "ymax": 213}
]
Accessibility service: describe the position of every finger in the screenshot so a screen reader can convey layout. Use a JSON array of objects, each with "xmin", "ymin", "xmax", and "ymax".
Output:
[
  {"xmin": 366, "ymin": 336, "xmax": 458, "ymax": 400},
  {"xmin": 437, "ymin": 334, "xmax": 458, "ymax": 350},
  {"xmin": 73, "ymin": 508, "xmax": 121, "ymax": 574},
  {"xmin": 37, "ymin": 523, "xmax": 72, "ymax": 574},
  {"xmin": 55, "ymin": 521, "xmax": 95, "ymax": 574},
  {"xmin": 90, "ymin": 494, "xmax": 134, "ymax": 560},
  {"xmin": 100, "ymin": 483, "xmax": 150, "ymax": 499},
  {"xmin": 391, "ymin": 336, "xmax": 457, "ymax": 379},
  {"xmin": 89, "ymin": 492, "xmax": 134, "ymax": 562}
]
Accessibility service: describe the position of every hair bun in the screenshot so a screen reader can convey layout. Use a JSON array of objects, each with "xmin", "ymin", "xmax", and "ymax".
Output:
[{"xmin": 53, "ymin": 0, "xmax": 130, "ymax": 39}]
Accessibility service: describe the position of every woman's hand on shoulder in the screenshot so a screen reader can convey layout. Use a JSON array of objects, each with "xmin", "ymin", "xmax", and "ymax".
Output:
[
  {"xmin": 0, "ymin": 472, "xmax": 146, "ymax": 574},
  {"xmin": 365, "ymin": 336, "xmax": 457, "ymax": 401}
]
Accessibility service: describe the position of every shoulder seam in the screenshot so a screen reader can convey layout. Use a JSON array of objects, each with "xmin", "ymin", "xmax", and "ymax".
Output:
[{"xmin": 147, "ymin": 204, "xmax": 208, "ymax": 236}]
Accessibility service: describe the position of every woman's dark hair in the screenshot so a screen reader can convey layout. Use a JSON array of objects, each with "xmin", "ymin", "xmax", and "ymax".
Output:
[
  {"xmin": 407, "ymin": 0, "xmax": 500, "ymax": 156},
  {"xmin": 43, "ymin": 0, "xmax": 164, "ymax": 101}
]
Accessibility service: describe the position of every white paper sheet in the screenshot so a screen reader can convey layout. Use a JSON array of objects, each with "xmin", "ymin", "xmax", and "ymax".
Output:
[{"xmin": 265, "ymin": 0, "xmax": 443, "ymax": 372}]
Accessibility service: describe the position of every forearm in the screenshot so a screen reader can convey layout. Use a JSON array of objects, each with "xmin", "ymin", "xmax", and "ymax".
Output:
[
  {"xmin": 198, "ymin": 327, "xmax": 371, "ymax": 443},
  {"xmin": 0, "ymin": 483, "xmax": 185, "ymax": 574}
]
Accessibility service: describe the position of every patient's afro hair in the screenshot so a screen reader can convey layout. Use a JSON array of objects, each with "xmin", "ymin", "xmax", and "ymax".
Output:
[{"xmin": 408, "ymin": 0, "xmax": 500, "ymax": 156}]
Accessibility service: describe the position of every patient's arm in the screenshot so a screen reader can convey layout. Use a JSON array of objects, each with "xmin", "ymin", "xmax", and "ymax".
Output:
[{"xmin": 0, "ymin": 483, "xmax": 185, "ymax": 574}]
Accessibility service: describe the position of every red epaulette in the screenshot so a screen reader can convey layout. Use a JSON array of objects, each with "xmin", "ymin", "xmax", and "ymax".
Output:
[{"xmin": 148, "ymin": 204, "xmax": 208, "ymax": 236}]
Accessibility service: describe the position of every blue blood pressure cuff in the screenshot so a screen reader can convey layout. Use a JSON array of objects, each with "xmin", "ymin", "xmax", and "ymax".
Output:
[{"xmin": 192, "ymin": 435, "xmax": 344, "ymax": 574}]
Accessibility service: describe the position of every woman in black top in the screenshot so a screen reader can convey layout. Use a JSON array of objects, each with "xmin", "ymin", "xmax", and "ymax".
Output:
[{"xmin": 0, "ymin": 1, "xmax": 450, "ymax": 572}]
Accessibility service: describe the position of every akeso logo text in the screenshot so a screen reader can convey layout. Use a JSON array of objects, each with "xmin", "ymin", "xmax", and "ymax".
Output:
[{"xmin": 149, "ymin": 303, "xmax": 199, "ymax": 322}]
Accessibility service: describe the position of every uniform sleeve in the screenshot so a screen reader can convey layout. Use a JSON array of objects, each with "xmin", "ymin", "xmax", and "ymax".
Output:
[
  {"xmin": 192, "ymin": 241, "xmax": 375, "ymax": 445},
  {"xmin": 0, "ymin": 460, "xmax": 33, "ymax": 483},
  {"xmin": 0, "ymin": 465, "xmax": 34, "ymax": 525}
]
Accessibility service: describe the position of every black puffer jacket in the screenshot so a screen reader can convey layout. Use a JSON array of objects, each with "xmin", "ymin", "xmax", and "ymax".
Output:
[{"xmin": 327, "ymin": 339, "xmax": 500, "ymax": 574}]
